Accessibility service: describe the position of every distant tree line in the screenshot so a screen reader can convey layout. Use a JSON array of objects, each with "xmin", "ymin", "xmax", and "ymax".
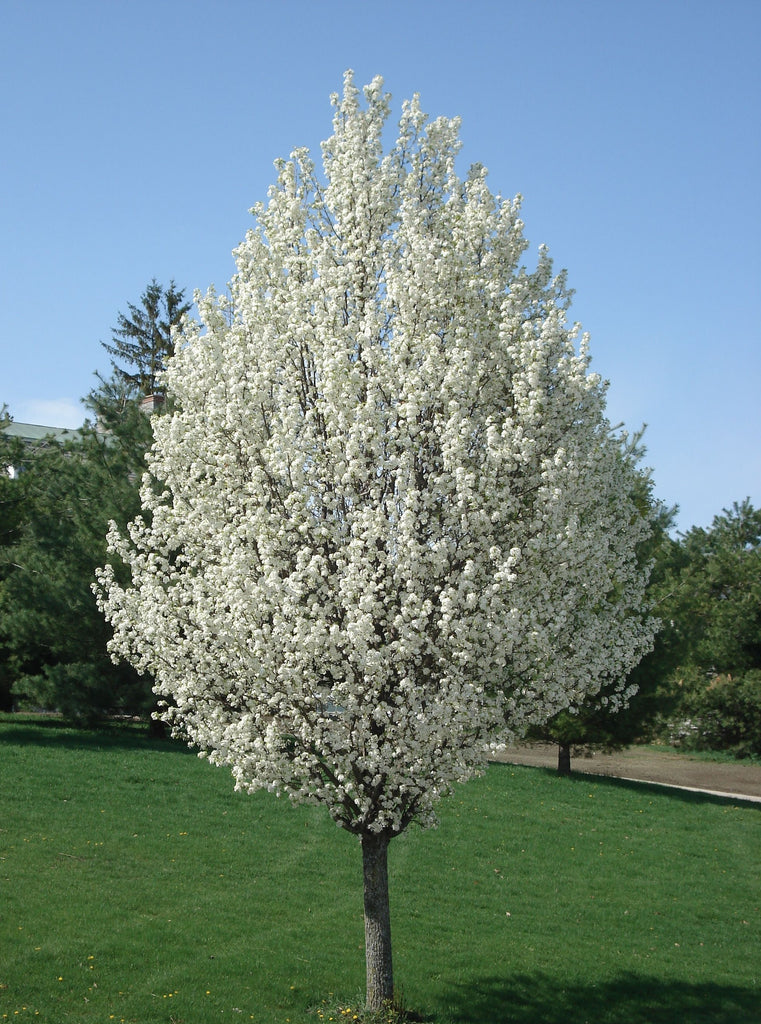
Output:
[{"xmin": 1, "ymin": 280, "xmax": 759, "ymax": 757}]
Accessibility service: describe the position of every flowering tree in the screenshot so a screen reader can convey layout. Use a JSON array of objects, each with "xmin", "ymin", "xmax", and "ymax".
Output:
[{"xmin": 95, "ymin": 73, "xmax": 655, "ymax": 1012}]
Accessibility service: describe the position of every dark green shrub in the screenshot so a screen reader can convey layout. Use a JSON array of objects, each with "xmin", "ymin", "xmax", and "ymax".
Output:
[{"xmin": 673, "ymin": 670, "xmax": 761, "ymax": 758}]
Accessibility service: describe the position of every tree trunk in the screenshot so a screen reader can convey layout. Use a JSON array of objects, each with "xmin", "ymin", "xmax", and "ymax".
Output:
[
  {"xmin": 361, "ymin": 831, "xmax": 393, "ymax": 1011},
  {"xmin": 557, "ymin": 742, "xmax": 572, "ymax": 775}
]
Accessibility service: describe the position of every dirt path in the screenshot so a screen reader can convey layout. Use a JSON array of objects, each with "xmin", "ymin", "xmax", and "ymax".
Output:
[{"xmin": 493, "ymin": 744, "xmax": 761, "ymax": 802}]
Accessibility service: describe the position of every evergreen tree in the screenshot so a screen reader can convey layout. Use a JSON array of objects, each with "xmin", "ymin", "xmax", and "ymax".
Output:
[
  {"xmin": 659, "ymin": 500, "xmax": 761, "ymax": 756},
  {"xmin": 0, "ymin": 281, "xmax": 192, "ymax": 724},
  {"xmin": 673, "ymin": 500, "xmax": 761, "ymax": 674},
  {"xmin": 0, "ymin": 407, "xmax": 25, "ymax": 710},
  {"xmin": 0, "ymin": 407, "xmax": 24, "ymax": 549},
  {"xmin": 0, "ymin": 399, "xmax": 152, "ymax": 723},
  {"xmin": 101, "ymin": 279, "xmax": 191, "ymax": 397}
]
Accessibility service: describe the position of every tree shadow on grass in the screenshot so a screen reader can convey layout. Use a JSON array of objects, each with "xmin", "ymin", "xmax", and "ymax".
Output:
[
  {"xmin": 496, "ymin": 759, "xmax": 761, "ymax": 810},
  {"xmin": 0, "ymin": 714, "xmax": 192, "ymax": 754},
  {"xmin": 439, "ymin": 971, "xmax": 760, "ymax": 1024}
]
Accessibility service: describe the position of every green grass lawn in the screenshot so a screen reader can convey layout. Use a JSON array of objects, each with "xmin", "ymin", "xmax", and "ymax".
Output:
[{"xmin": 1, "ymin": 716, "xmax": 759, "ymax": 1024}]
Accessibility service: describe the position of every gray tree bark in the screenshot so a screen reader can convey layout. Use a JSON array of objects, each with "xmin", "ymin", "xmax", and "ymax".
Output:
[{"xmin": 361, "ymin": 830, "xmax": 393, "ymax": 1011}]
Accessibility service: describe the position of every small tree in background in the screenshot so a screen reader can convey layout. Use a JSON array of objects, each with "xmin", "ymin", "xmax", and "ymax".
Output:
[
  {"xmin": 96, "ymin": 73, "xmax": 655, "ymax": 1012},
  {"xmin": 101, "ymin": 278, "xmax": 190, "ymax": 398},
  {"xmin": 528, "ymin": 431, "xmax": 675, "ymax": 773}
]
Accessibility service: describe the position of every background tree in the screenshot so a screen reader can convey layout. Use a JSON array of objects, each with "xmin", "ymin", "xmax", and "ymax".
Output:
[
  {"xmin": 658, "ymin": 500, "xmax": 761, "ymax": 756},
  {"xmin": 96, "ymin": 73, "xmax": 655, "ymax": 1012},
  {"xmin": 0, "ymin": 408, "xmax": 24, "ymax": 552},
  {"xmin": 671, "ymin": 501, "xmax": 761, "ymax": 673},
  {"xmin": 0, "ymin": 283, "xmax": 190, "ymax": 723},
  {"xmin": 528, "ymin": 431, "xmax": 677, "ymax": 773},
  {"xmin": 0, "ymin": 397, "xmax": 152, "ymax": 723},
  {"xmin": 101, "ymin": 278, "xmax": 190, "ymax": 398},
  {"xmin": 0, "ymin": 408, "xmax": 25, "ymax": 710}
]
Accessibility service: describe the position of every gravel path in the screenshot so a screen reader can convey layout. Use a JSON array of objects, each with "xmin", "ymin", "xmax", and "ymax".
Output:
[{"xmin": 494, "ymin": 743, "xmax": 761, "ymax": 803}]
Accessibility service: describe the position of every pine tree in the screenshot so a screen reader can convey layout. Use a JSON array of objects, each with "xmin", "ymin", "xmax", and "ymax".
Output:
[
  {"xmin": 0, "ymin": 402, "xmax": 153, "ymax": 724},
  {"xmin": 101, "ymin": 279, "xmax": 191, "ymax": 398}
]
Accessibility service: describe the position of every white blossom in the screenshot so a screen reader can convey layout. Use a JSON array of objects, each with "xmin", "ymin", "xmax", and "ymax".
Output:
[{"xmin": 95, "ymin": 71, "xmax": 655, "ymax": 837}]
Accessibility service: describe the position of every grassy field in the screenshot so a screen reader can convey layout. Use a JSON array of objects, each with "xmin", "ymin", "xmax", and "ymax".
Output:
[{"xmin": 1, "ymin": 716, "xmax": 759, "ymax": 1024}]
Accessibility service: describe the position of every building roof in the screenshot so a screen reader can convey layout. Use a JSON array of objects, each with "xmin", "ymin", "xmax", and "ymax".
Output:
[{"xmin": 1, "ymin": 421, "xmax": 82, "ymax": 443}]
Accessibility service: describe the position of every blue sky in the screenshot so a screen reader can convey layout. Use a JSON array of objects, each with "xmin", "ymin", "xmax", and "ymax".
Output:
[{"xmin": 1, "ymin": 0, "xmax": 758, "ymax": 533}]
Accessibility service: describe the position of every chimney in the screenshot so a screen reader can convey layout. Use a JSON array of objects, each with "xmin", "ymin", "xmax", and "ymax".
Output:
[{"xmin": 139, "ymin": 395, "xmax": 165, "ymax": 415}]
